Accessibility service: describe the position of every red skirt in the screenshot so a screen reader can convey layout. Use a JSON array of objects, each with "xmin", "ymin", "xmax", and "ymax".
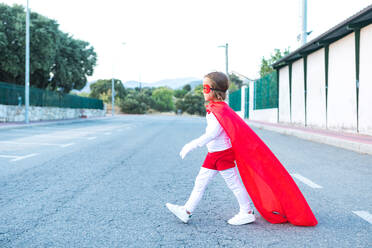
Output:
[{"xmin": 202, "ymin": 147, "xmax": 235, "ymax": 171}]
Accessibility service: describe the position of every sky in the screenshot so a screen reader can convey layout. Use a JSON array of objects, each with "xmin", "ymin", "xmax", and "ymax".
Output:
[{"xmin": 1, "ymin": 0, "xmax": 372, "ymax": 84}]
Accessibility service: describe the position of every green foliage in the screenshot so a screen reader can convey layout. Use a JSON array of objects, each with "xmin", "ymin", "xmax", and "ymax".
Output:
[
  {"xmin": 151, "ymin": 87, "xmax": 174, "ymax": 112},
  {"xmin": 0, "ymin": 3, "xmax": 97, "ymax": 93},
  {"xmin": 174, "ymin": 84, "xmax": 205, "ymax": 116},
  {"xmin": 229, "ymin": 73, "xmax": 243, "ymax": 89},
  {"xmin": 119, "ymin": 95, "xmax": 148, "ymax": 114},
  {"xmin": 194, "ymin": 84, "xmax": 203, "ymax": 96},
  {"xmin": 228, "ymin": 82, "xmax": 238, "ymax": 93},
  {"xmin": 89, "ymin": 79, "xmax": 126, "ymax": 103},
  {"xmin": 174, "ymin": 89, "xmax": 187, "ymax": 98},
  {"xmin": 119, "ymin": 87, "xmax": 154, "ymax": 114},
  {"xmin": 259, "ymin": 48, "xmax": 290, "ymax": 77},
  {"xmin": 75, "ymin": 92, "xmax": 90, "ymax": 98},
  {"xmin": 182, "ymin": 84, "xmax": 191, "ymax": 92},
  {"xmin": 182, "ymin": 93, "xmax": 206, "ymax": 116}
]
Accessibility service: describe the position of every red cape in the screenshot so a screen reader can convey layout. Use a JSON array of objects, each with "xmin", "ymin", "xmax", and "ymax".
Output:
[{"xmin": 207, "ymin": 101, "xmax": 317, "ymax": 226}]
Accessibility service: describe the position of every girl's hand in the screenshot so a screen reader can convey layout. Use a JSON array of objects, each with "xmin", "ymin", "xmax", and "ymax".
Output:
[{"xmin": 179, "ymin": 140, "xmax": 198, "ymax": 159}]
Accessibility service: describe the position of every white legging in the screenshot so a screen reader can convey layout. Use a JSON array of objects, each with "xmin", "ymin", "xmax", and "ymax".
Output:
[{"xmin": 184, "ymin": 167, "xmax": 252, "ymax": 213}]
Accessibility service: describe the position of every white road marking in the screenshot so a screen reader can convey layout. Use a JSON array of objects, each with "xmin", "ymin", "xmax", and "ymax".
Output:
[
  {"xmin": 290, "ymin": 173, "xmax": 323, "ymax": 189},
  {"xmin": 60, "ymin": 143, "xmax": 75, "ymax": 148},
  {"xmin": 11, "ymin": 153, "xmax": 39, "ymax": 162},
  {"xmin": 0, "ymin": 153, "xmax": 39, "ymax": 162},
  {"xmin": 87, "ymin": 137, "xmax": 96, "ymax": 140},
  {"xmin": 0, "ymin": 141, "xmax": 73, "ymax": 147},
  {"xmin": 353, "ymin": 211, "xmax": 372, "ymax": 224},
  {"xmin": 0, "ymin": 155, "xmax": 18, "ymax": 159}
]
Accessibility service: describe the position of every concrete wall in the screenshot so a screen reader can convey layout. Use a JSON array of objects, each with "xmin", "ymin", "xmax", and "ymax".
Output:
[
  {"xmin": 291, "ymin": 58, "xmax": 305, "ymax": 126},
  {"xmin": 278, "ymin": 65, "xmax": 291, "ymax": 123},
  {"xmin": 359, "ymin": 24, "xmax": 372, "ymax": 135},
  {"xmin": 307, "ymin": 48, "xmax": 327, "ymax": 129},
  {"xmin": 0, "ymin": 104, "xmax": 105, "ymax": 122},
  {"xmin": 328, "ymin": 33, "xmax": 357, "ymax": 132}
]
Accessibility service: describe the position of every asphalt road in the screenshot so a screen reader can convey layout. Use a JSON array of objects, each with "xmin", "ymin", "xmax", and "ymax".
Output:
[{"xmin": 0, "ymin": 115, "xmax": 371, "ymax": 247}]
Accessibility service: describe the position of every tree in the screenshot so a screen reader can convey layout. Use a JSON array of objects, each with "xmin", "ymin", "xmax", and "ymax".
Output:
[
  {"xmin": 0, "ymin": 3, "xmax": 97, "ymax": 92},
  {"xmin": 182, "ymin": 92, "xmax": 205, "ymax": 116},
  {"xmin": 89, "ymin": 79, "xmax": 126, "ymax": 103},
  {"xmin": 259, "ymin": 48, "xmax": 290, "ymax": 77},
  {"xmin": 174, "ymin": 84, "xmax": 205, "ymax": 116},
  {"xmin": 228, "ymin": 82, "xmax": 239, "ymax": 93},
  {"xmin": 119, "ymin": 87, "xmax": 154, "ymax": 114},
  {"xmin": 119, "ymin": 97, "xmax": 148, "ymax": 114},
  {"xmin": 174, "ymin": 89, "xmax": 187, "ymax": 99},
  {"xmin": 229, "ymin": 73, "xmax": 243, "ymax": 89},
  {"xmin": 182, "ymin": 84, "xmax": 191, "ymax": 92},
  {"xmin": 151, "ymin": 87, "xmax": 174, "ymax": 112}
]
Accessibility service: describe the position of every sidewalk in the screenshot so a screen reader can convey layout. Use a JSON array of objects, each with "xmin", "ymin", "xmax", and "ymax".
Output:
[
  {"xmin": 0, "ymin": 116, "xmax": 110, "ymax": 130},
  {"xmin": 246, "ymin": 120, "xmax": 372, "ymax": 156}
]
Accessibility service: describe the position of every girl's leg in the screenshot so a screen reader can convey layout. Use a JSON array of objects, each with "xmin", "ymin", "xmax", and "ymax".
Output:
[
  {"xmin": 184, "ymin": 167, "xmax": 218, "ymax": 213},
  {"xmin": 219, "ymin": 167, "xmax": 252, "ymax": 213}
]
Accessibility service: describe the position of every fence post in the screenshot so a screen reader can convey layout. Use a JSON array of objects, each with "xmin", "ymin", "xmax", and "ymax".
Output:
[
  {"xmin": 241, "ymin": 85, "xmax": 247, "ymax": 119},
  {"xmin": 249, "ymin": 80, "xmax": 254, "ymax": 120}
]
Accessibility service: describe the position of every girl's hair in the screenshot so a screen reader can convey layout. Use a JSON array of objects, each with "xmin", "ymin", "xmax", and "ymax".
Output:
[{"xmin": 204, "ymin": 71, "xmax": 229, "ymax": 100}]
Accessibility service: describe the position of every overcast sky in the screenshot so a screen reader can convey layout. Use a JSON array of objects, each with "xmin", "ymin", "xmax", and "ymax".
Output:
[{"xmin": 2, "ymin": 0, "xmax": 372, "ymax": 83}]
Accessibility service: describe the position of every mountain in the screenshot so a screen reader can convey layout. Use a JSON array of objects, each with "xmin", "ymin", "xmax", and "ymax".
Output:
[
  {"xmin": 71, "ymin": 80, "xmax": 97, "ymax": 94},
  {"xmin": 123, "ymin": 77, "xmax": 202, "ymax": 90},
  {"xmin": 74, "ymin": 77, "xmax": 203, "ymax": 94}
]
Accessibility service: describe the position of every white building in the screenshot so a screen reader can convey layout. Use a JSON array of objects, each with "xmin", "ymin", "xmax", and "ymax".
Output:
[{"xmin": 271, "ymin": 5, "xmax": 372, "ymax": 135}]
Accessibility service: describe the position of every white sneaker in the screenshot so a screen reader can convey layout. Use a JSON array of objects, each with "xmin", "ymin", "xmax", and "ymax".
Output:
[
  {"xmin": 166, "ymin": 203, "xmax": 191, "ymax": 223},
  {"xmin": 228, "ymin": 211, "xmax": 256, "ymax": 225}
]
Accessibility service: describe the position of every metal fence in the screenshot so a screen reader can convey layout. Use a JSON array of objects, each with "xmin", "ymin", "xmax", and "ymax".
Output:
[
  {"xmin": 0, "ymin": 81, "xmax": 103, "ymax": 109},
  {"xmin": 244, "ymin": 87, "xmax": 249, "ymax": 118},
  {"xmin": 228, "ymin": 88, "xmax": 241, "ymax": 111},
  {"xmin": 254, "ymin": 71, "xmax": 278, "ymax": 110}
]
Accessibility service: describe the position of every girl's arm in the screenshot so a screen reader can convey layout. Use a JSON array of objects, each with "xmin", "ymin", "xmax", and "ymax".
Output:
[
  {"xmin": 192, "ymin": 114, "xmax": 223, "ymax": 147},
  {"xmin": 180, "ymin": 113, "xmax": 222, "ymax": 159}
]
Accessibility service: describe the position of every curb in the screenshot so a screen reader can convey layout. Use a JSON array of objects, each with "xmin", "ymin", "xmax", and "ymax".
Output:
[
  {"xmin": 246, "ymin": 120, "xmax": 372, "ymax": 156},
  {"xmin": 0, "ymin": 116, "xmax": 113, "ymax": 130}
]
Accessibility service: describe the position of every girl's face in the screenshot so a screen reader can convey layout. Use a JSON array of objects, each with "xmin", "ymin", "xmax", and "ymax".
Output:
[{"xmin": 202, "ymin": 77, "xmax": 216, "ymax": 102}]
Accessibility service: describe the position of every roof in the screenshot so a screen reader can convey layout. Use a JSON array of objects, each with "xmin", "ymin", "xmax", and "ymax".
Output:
[{"xmin": 272, "ymin": 4, "xmax": 372, "ymax": 69}]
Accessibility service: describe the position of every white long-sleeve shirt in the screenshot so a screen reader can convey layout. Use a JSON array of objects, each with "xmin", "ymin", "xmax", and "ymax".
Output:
[{"xmin": 193, "ymin": 112, "xmax": 232, "ymax": 152}]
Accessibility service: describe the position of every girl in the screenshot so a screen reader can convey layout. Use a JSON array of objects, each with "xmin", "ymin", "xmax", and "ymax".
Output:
[{"xmin": 166, "ymin": 71, "xmax": 255, "ymax": 225}]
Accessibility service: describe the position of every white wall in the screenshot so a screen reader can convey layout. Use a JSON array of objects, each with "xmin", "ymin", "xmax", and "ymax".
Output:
[
  {"xmin": 307, "ymin": 48, "xmax": 327, "ymax": 128},
  {"xmin": 250, "ymin": 108, "xmax": 278, "ymax": 123},
  {"xmin": 278, "ymin": 66, "xmax": 290, "ymax": 123},
  {"xmin": 291, "ymin": 58, "xmax": 305, "ymax": 125},
  {"xmin": 359, "ymin": 24, "xmax": 372, "ymax": 135},
  {"xmin": 328, "ymin": 33, "xmax": 357, "ymax": 131}
]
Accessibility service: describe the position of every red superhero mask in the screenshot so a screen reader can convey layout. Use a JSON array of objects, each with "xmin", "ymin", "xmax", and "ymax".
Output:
[{"xmin": 203, "ymin": 85, "xmax": 224, "ymax": 94}]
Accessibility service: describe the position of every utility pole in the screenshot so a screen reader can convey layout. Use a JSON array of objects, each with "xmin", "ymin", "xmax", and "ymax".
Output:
[
  {"xmin": 111, "ymin": 78, "xmax": 115, "ymax": 116},
  {"xmin": 218, "ymin": 43, "xmax": 229, "ymax": 78},
  {"xmin": 301, "ymin": 0, "xmax": 308, "ymax": 45},
  {"xmin": 112, "ymin": 42, "xmax": 126, "ymax": 116},
  {"xmin": 25, "ymin": 0, "xmax": 30, "ymax": 123}
]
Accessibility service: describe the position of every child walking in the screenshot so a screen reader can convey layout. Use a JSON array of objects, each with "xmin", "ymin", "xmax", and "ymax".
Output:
[{"xmin": 166, "ymin": 71, "xmax": 255, "ymax": 225}]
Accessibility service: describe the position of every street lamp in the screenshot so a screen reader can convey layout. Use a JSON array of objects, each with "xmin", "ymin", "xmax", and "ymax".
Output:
[
  {"xmin": 112, "ymin": 42, "xmax": 126, "ymax": 116},
  {"xmin": 218, "ymin": 43, "xmax": 229, "ymax": 103},
  {"xmin": 25, "ymin": 0, "xmax": 30, "ymax": 123},
  {"xmin": 218, "ymin": 43, "xmax": 229, "ymax": 79}
]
